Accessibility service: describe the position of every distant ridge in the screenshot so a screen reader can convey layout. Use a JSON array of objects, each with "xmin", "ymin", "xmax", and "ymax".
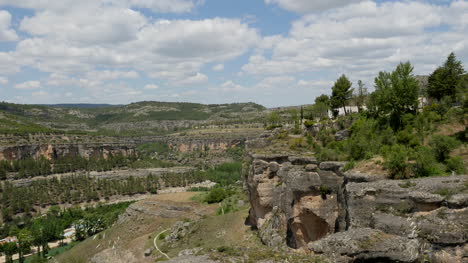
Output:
[{"xmin": 42, "ymin": 103, "xmax": 121, "ymax": 108}]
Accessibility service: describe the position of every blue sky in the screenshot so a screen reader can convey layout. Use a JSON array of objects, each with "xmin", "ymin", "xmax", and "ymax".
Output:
[{"xmin": 0, "ymin": 0, "xmax": 466, "ymax": 107}]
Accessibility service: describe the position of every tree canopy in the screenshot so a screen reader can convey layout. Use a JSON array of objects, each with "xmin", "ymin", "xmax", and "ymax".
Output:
[
  {"xmin": 368, "ymin": 62, "xmax": 419, "ymax": 130},
  {"xmin": 331, "ymin": 74, "xmax": 354, "ymax": 116},
  {"xmin": 427, "ymin": 52, "xmax": 465, "ymax": 102}
]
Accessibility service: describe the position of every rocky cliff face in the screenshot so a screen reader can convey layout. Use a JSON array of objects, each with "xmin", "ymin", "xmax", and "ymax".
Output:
[
  {"xmin": 0, "ymin": 143, "xmax": 136, "ymax": 161},
  {"xmin": 245, "ymin": 150, "xmax": 468, "ymax": 262}
]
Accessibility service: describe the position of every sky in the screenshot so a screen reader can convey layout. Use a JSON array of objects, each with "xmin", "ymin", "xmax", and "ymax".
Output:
[{"xmin": 0, "ymin": 0, "xmax": 466, "ymax": 107}]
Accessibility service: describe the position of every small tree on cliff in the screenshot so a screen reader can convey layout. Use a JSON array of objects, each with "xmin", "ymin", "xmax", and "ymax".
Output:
[{"xmin": 331, "ymin": 75, "xmax": 354, "ymax": 116}]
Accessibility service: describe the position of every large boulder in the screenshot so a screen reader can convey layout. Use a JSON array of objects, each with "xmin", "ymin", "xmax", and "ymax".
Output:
[
  {"xmin": 246, "ymin": 153, "xmax": 346, "ymax": 249},
  {"xmin": 308, "ymin": 228, "xmax": 420, "ymax": 263},
  {"xmin": 345, "ymin": 176, "xmax": 468, "ymax": 247}
]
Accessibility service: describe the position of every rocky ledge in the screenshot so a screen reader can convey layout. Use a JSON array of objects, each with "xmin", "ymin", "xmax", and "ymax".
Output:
[{"xmin": 245, "ymin": 151, "xmax": 468, "ymax": 262}]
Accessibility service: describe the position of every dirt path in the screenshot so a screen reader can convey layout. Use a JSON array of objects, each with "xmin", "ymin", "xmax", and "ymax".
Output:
[{"xmin": 154, "ymin": 229, "xmax": 171, "ymax": 260}]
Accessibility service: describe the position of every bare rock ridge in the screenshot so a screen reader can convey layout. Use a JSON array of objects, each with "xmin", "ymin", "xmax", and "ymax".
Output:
[
  {"xmin": 0, "ymin": 135, "xmax": 247, "ymax": 161},
  {"xmin": 245, "ymin": 143, "xmax": 468, "ymax": 262}
]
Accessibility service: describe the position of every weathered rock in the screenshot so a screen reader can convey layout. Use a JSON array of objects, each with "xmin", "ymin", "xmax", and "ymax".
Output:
[
  {"xmin": 144, "ymin": 248, "xmax": 153, "ymax": 257},
  {"xmin": 344, "ymin": 171, "xmax": 387, "ymax": 182},
  {"xmin": 245, "ymin": 143, "xmax": 468, "ymax": 261},
  {"xmin": 334, "ymin": 130, "xmax": 350, "ymax": 141},
  {"xmin": 246, "ymin": 155, "xmax": 346, "ymax": 249},
  {"xmin": 346, "ymin": 176, "xmax": 468, "ymax": 245},
  {"xmin": 319, "ymin": 161, "xmax": 346, "ymax": 172},
  {"xmin": 164, "ymin": 255, "xmax": 219, "ymax": 263},
  {"xmin": 308, "ymin": 228, "xmax": 420, "ymax": 263},
  {"xmin": 178, "ymin": 247, "xmax": 203, "ymax": 257},
  {"xmin": 305, "ymin": 164, "xmax": 318, "ymax": 172},
  {"xmin": 288, "ymin": 155, "xmax": 317, "ymax": 165}
]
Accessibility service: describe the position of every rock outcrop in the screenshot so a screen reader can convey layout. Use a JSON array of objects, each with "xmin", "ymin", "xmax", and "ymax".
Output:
[
  {"xmin": 245, "ymin": 144, "xmax": 468, "ymax": 262},
  {"xmin": 0, "ymin": 143, "xmax": 136, "ymax": 161}
]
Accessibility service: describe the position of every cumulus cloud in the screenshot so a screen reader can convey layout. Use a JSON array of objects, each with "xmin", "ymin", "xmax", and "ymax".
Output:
[
  {"xmin": 0, "ymin": 10, "xmax": 18, "ymax": 41},
  {"xmin": 15, "ymin": 80, "xmax": 41, "ymax": 90},
  {"xmin": 244, "ymin": 1, "xmax": 468, "ymax": 84},
  {"xmin": 144, "ymin": 84, "xmax": 159, "ymax": 90},
  {"xmin": 173, "ymin": 73, "xmax": 208, "ymax": 86},
  {"xmin": 19, "ymin": 7, "xmax": 147, "ymax": 45},
  {"xmin": 265, "ymin": 0, "xmax": 364, "ymax": 13},
  {"xmin": 210, "ymin": 80, "xmax": 246, "ymax": 92},
  {"xmin": 212, "ymin": 64, "xmax": 224, "ymax": 71},
  {"xmin": 0, "ymin": 0, "xmax": 201, "ymax": 13},
  {"xmin": 0, "ymin": 76, "xmax": 7, "ymax": 85}
]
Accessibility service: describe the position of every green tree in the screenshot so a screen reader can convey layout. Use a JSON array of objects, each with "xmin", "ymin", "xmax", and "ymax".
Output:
[
  {"xmin": 331, "ymin": 74, "xmax": 354, "ymax": 116},
  {"xmin": 17, "ymin": 229, "xmax": 33, "ymax": 263},
  {"xmin": 369, "ymin": 62, "xmax": 419, "ymax": 130},
  {"xmin": 1, "ymin": 242, "xmax": 17, "ymax": 263},
  {"xmin": 427, "ymin": 52, "xmax": 465, "ymax": 102},
  {"xmin": 355, "ymin": 80, "xmax": 368, "ymax": 112}
]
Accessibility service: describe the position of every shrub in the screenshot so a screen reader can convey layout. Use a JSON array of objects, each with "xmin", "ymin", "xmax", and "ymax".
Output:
[
  {"xmin": 382, "ymin": 144, "xmax": 411, "ymax": 179},
  {"xmin": 204, "ymin": 187, "xmax": 228, "ymax": 204},
  {"xmin": 446, "ymin": 156, "xmax": 465, "ymax": 174},
  {"xmin": 396, "ymin": 127, "xmax": 420, "ymax": 147},
  {"xmin": 342, "ymin": 160, "xmax": 356, "ymax": 172},
  {"xmin": 429, "ymin": 135, "xmax": 461, "ymax": 162},
  {"xmin": 304, "ymin": 120, "xmax": 316, "ymax": 128},
  {"xmin": 411, "ymin": 146, "xmax": 444, "ymax": 177}
]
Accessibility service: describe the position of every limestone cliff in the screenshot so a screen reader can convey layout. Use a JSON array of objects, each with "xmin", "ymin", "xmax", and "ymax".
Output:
[
  {"xmin": 245, "ymin": 139, "xmax": 468, "ymax": 262},
  {"xmin": 0, "ymin": 143, "xmax": 136, "ymax": 161}
]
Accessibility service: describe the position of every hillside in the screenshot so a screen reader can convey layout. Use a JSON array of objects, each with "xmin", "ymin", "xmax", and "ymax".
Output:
[{"xmin": 0, "ymin": 101, "xmax": 267, "ymax": 135}]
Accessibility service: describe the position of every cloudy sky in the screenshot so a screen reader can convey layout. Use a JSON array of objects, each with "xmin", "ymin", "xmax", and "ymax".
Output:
[{"xmin": 0, "ymin": 0, "xmax": 466, "ymax": 107}]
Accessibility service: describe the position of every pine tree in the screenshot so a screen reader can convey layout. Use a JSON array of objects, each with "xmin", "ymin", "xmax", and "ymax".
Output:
[
  {"xmin": 427, "ymin": 52, "xmax": 465, "ymax": 102},
  {"xmin": 331, "ymin": 75, "xmax": 354, "ymax": 116}
]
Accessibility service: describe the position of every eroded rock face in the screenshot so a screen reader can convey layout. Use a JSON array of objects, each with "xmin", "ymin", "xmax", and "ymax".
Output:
[
  {"xmin": 308, "ymin": 228, "xmax": 420, "ymax": 263},
  {"xmin": 0, "ymin": 143, "xmax": 136, "ymax": 161},
  {"xmin": 245, "ymin": 153, "xmax": 346, "ymax": 249},
  {"xmin": 245, "ymin": 147, "xmax": 468, "ymax": 262}
]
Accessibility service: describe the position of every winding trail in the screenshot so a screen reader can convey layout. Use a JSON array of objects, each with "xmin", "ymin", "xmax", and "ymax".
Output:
[{"xmin": 154, "ymin": 229, "xmax": 171, "ymax": 260}]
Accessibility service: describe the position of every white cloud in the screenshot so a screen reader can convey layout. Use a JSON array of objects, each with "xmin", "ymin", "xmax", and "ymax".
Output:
[
  {"xmin": 13, "ymin": 13, "xmax": 259, "ymax": 87},
  {"xmin": 244, "ymin": 1, "xmax": 468, "ymax": 83},
  {"xmin": 20, "ymin": 7, "xmax": 147, "ymax": 46},
  {"xmin": 212, "ymin": 64, "xmax": 224, "ymax": 71},
  {"xmin": 128, "ymin": 0, "xmax": 201, "ymax": 13},
  {"xmin": 254, "ymin": 76, "xmax": 295, "ymax": 90},
  {"xmin": 144, "ymin": 84, "xmax": 159, "ymax": 90},
  {"xmin": 173, "ymin": 73, "xmax": 208, "ymax": 86},
  {"xmin": 0, "ymin": 76, "xmax": 8, "ymax": 85},
  {"xmin": 210, "ymin": 80, "xmax": 246, "ymax": 92},
  {"xmin": 265, "ymin": 0, "xmax": 364, "ymax": 13},
  {"xmin": 0, "ymin": 0, "xmax": 201, "ymax": 13},
  {"xmin": 0, "ymin": 10, "xmax": 17, "ymax": 41},
  {"xmin": 15, "ymin": 80, "xmax": 41, "ymax": 90},
  {"xmin": 85, "ymin": 70, "xmax": 139, "ymax": 81}
]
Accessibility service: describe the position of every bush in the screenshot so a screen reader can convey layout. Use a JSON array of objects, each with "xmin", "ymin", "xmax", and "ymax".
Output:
[
  {"xmin": 446, "ymin": 156, "xmax": 465, "ymax": 174},
  {"xmin": 303, "ymin": 120, "xmax": 316, "ymax": 128},
  {"xmin": 396, "ymin": 128, "xmax": 420, "ymax": 147},
  {"xmin": 382, "ymin": 145, "xmax": 411, "ymax": 179},
  {"xmin": 204, "ymin": 187, "xmax": 229, "ymax": 204},
  {"xmin": 429, "ymin": 135, "xmax": 461, "ymax": 162},
  {"xmin": 412, "ymin": 146, "xmax": 444, "ymax": 177}
]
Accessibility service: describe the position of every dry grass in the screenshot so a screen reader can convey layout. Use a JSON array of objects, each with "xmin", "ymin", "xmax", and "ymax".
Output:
[{"xmin": 349, "ymin": 157, "xmax": 388, "ymax": 176}]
